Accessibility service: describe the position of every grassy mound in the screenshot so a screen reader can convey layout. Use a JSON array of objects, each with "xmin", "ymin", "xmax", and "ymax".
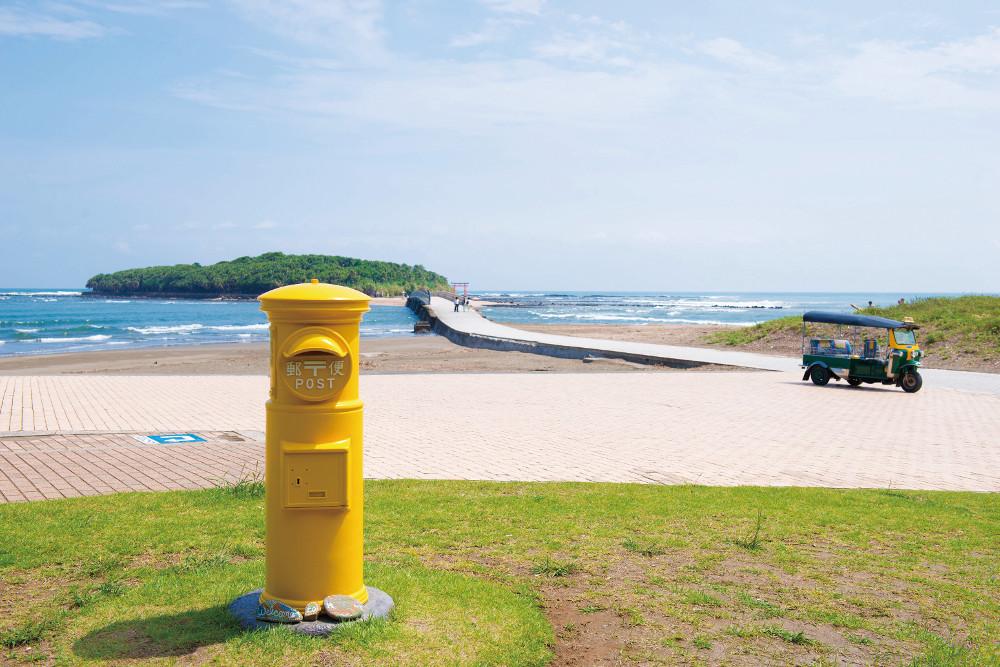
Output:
[
  {"xmin": 704, "ymin": 315, "xmax": 801, "ymax": 347},
  {"xmin": 867, "ymin": 296, "xmax": 1000, "ymax": 362},
  {"xmin": 705, "ymin": 296, "xmax": 1000, "ymax": 369},
  {"xmin": 1, "ymin": 481, "xmax": 998, "ymax": 665}
]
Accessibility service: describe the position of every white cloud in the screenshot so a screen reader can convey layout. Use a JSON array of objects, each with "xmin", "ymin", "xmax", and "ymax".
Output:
[
  {"xmin": 228, "ymin": 0, "xmax": 385, "ymax": 61},
  {"xmin": 79, "ymin": 1, "xmax": 206, "ymax": 15},
  {"xmin": 451, "ymin": 17, "xmax": 523, "ymax": 48},
  {"xmin": 175, "ymin": 7, "xmax": 1000, "ymax": 139},
  {"xmin": 534, "ymin": 33, "xmax": 635, "ymax": 66},
  {"xmin": 832, "ymin": 28, "xmax": 1000, "ymax": 110},
  {"xmin": 254, "ymin": 220, "xmax": 277, "ymax": 229},
  {"xmin": 481, "ymin": 0, "xmax": 544, "ymax": 16},
  {"xmin": 175, "ymin": 58, "xmax": 704, "ymax": 132},
  {"xmin": 697, "ymin": 38, "xmax": 781, "ymax": 71},
  {"xmin": 533, "ymin": 15, "xmax": 643, "ymax": 66},
  {"xmin": 0, "ymin": 1, "xmax": 203, "ymax": 40},
  {"xmin": 0, "ymin": 6, "xmax": 105, "ymax": 40}
]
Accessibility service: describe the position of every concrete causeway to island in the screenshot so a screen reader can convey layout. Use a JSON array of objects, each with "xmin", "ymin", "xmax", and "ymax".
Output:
[{"xmin": 410, "ymin": 294, "xmax": 1000, "ymax": 395}]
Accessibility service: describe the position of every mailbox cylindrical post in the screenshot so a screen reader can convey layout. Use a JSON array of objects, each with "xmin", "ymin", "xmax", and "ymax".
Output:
[{"xmin": 258, "ymin": 279, "xmax": 370, "ymax": 617}]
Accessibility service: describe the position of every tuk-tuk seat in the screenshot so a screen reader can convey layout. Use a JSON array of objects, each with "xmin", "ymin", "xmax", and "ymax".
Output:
[{"xmin": 810, "ymin": 339, "xmax": 852, "ymax": 356}]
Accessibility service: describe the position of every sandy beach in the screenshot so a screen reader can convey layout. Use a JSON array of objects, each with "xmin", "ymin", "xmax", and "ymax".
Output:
[
  {"xmin": 514, "ymin": 323, "xmax": 799, "ymax": 355},
  {"xmin": 0, "ymin": 335, "xmax": 727, "ymax": 375}
]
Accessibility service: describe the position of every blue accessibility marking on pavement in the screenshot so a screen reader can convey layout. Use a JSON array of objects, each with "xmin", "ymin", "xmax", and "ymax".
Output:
[{"xmin": 135, "ymin": 433, "xmax": 207, "ymax": 445}]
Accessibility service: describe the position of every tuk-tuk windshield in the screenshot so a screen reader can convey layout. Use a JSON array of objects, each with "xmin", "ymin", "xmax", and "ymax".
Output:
[{"xmin": 893, "ymin": 328, "xmax": 916, "ymax": 346}]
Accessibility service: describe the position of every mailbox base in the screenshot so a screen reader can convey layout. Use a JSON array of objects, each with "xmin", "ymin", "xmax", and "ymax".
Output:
[{"xmin": 229, "ymin": 587, "xmax": 394, "ymax": 636}]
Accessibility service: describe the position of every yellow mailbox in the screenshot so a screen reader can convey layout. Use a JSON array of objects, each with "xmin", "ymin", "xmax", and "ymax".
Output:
[{"xmin": 257, "ymin": 279, "xmax": 370, "ymax": 621}]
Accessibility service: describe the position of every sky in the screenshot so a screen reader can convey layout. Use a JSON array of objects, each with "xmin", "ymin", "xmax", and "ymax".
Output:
[{"xmin": 1, "ymin": 1, "xmax": 999, "ymax": 291}]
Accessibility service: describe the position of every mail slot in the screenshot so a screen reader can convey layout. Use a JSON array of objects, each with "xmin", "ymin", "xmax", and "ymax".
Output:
[
  {"xmin": 282, "ymin": 440, "xmax": 350, "ymax": 509},
  {"xmin": 256, "ymin": 279, "xmax": 371, "ymax": 619}
]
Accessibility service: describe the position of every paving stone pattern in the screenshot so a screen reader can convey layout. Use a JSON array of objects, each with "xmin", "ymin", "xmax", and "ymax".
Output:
[{"xmin": 1, "ymin": 373, "xmax": 998, "ymax": 502}]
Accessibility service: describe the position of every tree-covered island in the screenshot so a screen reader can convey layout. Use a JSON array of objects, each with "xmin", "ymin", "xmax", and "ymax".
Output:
[{"xmin": 85, "ymin": 252, "xmax": 450, "ymax": 298}]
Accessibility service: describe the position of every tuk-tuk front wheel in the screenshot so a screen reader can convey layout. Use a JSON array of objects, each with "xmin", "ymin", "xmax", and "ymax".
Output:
[
  {"xmin": 900, "ymin": 370, "xmax": 923, "ymax": 393},
  {"xmin": 809, "ymin": 366, "xmax": 830, "ymax": 386}
]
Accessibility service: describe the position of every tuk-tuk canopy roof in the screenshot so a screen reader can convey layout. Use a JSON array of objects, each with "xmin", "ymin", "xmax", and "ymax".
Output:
[{"xmin": 802, "ymin": 311, "xmax": 917, "ymax": 329}]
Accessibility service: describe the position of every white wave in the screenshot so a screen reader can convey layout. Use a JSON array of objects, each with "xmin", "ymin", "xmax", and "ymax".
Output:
[
  {"xmin": 127, "ymin": 323, "xmax": 203, "ymax": 335},
  {"xmin": 236, "ymin": 333, "xmax": 253, "ymax": 338},
  {"xmin": 36, "ymin": 298, "xmax": 58, "ymax": 302},
  {"xmin": 529, "ymin": 312, "xmax": 579, "ymax": 319},
  {"xmin": 207, "ymin": 323, "xmax": 269, "ymax": 331},
  {"xmin": 15, "ymin": 328, "xmax": 40, "ymax": 333},
  {"xmin": 707, "ymin": 300, "xmax": 785, "ymax": 309},
  {"xmin": 676, "ymin": 299, "xmax": 786, "ymax": 310},
  {"xmin": 0, "ymin": 341, "xmax": 4, "ymax": 345},
  {"xmin": 107, "ymin": 341, "xmax": 130, "ymax": 346},
  {"xmin": 665, "ymin": 319, "xmax": 755, "ymax": 326},
  {"xmin": 103, "ymin": 299, "xmax": 131, "ymax": 303},
  {"xmin": 575, "ymin": 314, "xmax": 681, "ymax": 323},
  {"xmin": 87, "ymin": 324, "xmax": 108, "ymax": 329},
  {"xmin": 0, "ymin": 290, "xmax": 82, "ymax": 296},
  {"xmin": 37, "ymin": 334, "xmax": 112, "ymax": 343}
]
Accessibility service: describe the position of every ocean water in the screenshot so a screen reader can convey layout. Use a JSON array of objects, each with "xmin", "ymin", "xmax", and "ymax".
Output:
[
  {"xmin": 476, "ymin": 292, "xmax": 958, "ymax": 327},
  {"xmin": 0, "ymin": 290, "xmax": 418, "ymax": 357}
]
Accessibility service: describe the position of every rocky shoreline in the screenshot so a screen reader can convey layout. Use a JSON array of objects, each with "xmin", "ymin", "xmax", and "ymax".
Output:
[{"xmin": 82, "ymin": 291, "xmax": 261, "ymax": 300}]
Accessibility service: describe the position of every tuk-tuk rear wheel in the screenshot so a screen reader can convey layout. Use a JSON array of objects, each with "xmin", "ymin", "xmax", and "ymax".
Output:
[
  {"xmin": 901, "ymin": 371, "xmax": 923, "ymax": 393},
  {"xmin": 809, "ymin": 366, "xmax": 830, "ymax": 386},
  {"xmin": 847, "ymin": 377, "xmax": 863, "ymax": 387}
]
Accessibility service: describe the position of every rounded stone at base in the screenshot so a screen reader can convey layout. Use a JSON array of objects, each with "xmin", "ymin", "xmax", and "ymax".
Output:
[{"xmin": 229, "ymin": 587, "xmax": 394, "ymax": 637}]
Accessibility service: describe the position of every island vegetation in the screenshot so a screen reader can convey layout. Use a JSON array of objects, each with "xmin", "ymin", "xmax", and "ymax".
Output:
[
  {"xmin": 85, "ymin": 252, "xmax": 450, "ymax": 298},
  {"xmin": 704, "ymin": 295, "xmax": 1000, "ymax": 371}
]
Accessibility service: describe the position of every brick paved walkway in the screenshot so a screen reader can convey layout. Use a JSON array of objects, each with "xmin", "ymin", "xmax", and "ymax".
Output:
[
  {"xmin": 0, "ymin": 431, "xmax": 263, "ymax": 503},
  {"xmin": 1, "ymin": 373, "xmax": 999, "ymax": 502}
]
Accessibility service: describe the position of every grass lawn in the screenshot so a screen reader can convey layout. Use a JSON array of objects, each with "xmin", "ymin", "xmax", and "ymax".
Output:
[{"xmin": 1, "ymin": 481, "xmax": 998, "ymax": 665}]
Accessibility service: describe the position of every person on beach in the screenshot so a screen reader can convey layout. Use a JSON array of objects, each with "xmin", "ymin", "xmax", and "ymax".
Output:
[{"xmin": 454, "ymin": 296, "xmax": 460, "ymax": 312}]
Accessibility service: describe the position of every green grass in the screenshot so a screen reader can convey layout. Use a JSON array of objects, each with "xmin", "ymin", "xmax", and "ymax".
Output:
[
  {"xmin": 1, "ymin": 481, "xmax": 998, "ymax": 665},
  {"xmin": 531, "ymin": 557, "xmax": 578, "ymax": 578},
  {"xmin": 704, "ymin": 315, "xmax": 801, "ymax": 346},
  {"xmin": 868, "ymin": 296, "xmax": 1000, "ymax": 360}
]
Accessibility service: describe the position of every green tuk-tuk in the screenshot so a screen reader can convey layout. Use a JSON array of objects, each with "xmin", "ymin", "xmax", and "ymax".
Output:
[{"xmin": 801, "ymin": 311, "xmax": 923, "ymax": 393}]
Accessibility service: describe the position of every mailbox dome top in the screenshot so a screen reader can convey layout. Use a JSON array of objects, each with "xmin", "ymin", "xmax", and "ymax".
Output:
[{"xmin": 259, "ymin": 280, "xmax": 371, "ymax": 307}]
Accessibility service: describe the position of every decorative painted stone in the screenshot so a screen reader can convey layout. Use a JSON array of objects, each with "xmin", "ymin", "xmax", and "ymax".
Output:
[
  {"xmin": 303, "ymin": 602, "xmax": 320, "ymax": 621},
  {"xmin": 256, "ymin": 598, "xmax": 303, "ymax": 624},
  {"xmin": 322, "ymin": 594, "xmax": 364, "ymax": 622}
]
